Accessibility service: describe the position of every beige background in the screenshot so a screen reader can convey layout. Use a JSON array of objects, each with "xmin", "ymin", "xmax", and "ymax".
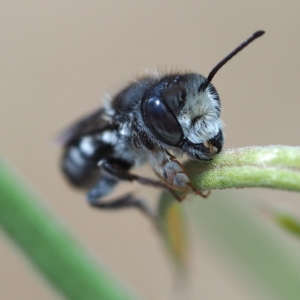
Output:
[{"xmin": 1, "ymin": 1, "xmax": 300, "ymax": 299}]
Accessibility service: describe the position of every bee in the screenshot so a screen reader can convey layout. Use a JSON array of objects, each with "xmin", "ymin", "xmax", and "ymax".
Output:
[{"xmin": 58, "ymin": 31, "xmax": 265, "ymax": 218}]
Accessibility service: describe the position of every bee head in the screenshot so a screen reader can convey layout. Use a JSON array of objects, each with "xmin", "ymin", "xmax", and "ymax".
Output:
[
  {"xmin": 141, "ymin": 30, "xmax": 265, "ymax": 160},
  {"xmin": 141, "ymin": 73, "xmax": 223, "ymax": 160}
]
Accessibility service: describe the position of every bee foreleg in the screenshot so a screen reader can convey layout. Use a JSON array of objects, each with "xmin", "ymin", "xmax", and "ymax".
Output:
[{"xmin": 148, "ymin": 151, "xmax": 209, "ymax": 198}]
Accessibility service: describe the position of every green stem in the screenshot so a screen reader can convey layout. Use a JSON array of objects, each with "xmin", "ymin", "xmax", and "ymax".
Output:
[
  {"xmin": 185, "ymin": 146, "xmax": 300, "ymax": 192},
  {"xmin": 0, "ymin": 157, "xmax": 140, "ymax": 300},
  {"xmin": 274, "ymin": 213, "xmax": 300, "ymax": 238}
]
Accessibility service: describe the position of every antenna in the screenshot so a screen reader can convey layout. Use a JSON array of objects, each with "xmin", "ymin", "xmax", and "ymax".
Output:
[{"xmin": 206, "ymin": 30, "xmax": 265, "ymax": 83}]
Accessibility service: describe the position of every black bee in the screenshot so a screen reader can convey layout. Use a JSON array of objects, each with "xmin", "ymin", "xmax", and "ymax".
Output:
[{"xmin": 58, "ymin": 31, "xmax": 264, "ymax": 218}]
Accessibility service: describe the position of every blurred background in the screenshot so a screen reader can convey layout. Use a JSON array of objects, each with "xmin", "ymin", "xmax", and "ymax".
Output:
[{"xmin": 1, "ymin": 1, "xmax": 300, "ymax": 299}]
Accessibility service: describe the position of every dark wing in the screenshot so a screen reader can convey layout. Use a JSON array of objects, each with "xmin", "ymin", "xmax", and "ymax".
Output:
[{"xmin": 56, "ymin": 107, "xmax": 112, "ymax": 146}]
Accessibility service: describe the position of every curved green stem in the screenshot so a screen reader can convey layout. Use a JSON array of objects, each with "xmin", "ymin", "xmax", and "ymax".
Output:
[
  {"xmin": 185, "ymin": 146, "xmax": 300, "ymax": 192},
  {"xmin": 0, "ymin": 157, "xmax": 140, "ymax": 300}
]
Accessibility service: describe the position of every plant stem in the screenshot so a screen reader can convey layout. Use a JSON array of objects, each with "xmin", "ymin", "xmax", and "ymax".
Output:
[
  {"xmin": 185, "ymin": 146, "xmax": 300, "ymax": 192},
  {"xmin": 0, "ymin": 157, "xmax": 140, "ymax": 300}
]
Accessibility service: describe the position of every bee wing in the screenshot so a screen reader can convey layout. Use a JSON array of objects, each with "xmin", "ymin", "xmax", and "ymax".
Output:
[{"xmin": 56, "ymin": 108, "xmax": 111, "ymax": 146}]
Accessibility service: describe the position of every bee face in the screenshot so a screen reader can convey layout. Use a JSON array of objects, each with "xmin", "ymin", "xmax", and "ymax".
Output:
[{"xmin": 141, "ymin": 73, "xmax": 224, "ymax": 160}]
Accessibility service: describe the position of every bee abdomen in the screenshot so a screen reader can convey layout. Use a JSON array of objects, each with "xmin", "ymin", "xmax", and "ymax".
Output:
[
  {"xmin": 61, "ymin": 145, "xmax": 100, "ymax": 188},
  {"xmin": 62, "ymin": 134, "xmax": 113, "ymax": 186}
]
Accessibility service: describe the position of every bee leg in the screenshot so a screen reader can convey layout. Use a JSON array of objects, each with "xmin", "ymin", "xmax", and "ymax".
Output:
[
  {"xmin": 99, "ymin": 158, "xmax": 184, "ymax": 201},
  {"xmin": 160, "ymin": 160, "xmax": 210, "ymax": 198},
  {"xmin": 87, "ymin": 175, "xmax": 157, "ymax": 220},
  {"xmin": 148, "ymin": 152, "xmax": 209, "ymax": 198}
]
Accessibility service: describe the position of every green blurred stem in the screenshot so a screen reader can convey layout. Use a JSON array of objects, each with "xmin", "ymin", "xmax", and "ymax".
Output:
[
  {"xmin": 274, "ymin": 213, "xmax": 300, "ymax": 237},
  {"xmin": 185, "ymin": 146, "xmax": 300, "ymax": 192},
  {"xmin": 0, "ymin": 157, "xmax": 140, "ymax": 300}
]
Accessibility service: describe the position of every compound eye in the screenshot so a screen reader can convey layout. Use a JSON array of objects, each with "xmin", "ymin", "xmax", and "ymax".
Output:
[{"xmin": 146, "ymin": 97, "xmax": 183, "ymax": 146}]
